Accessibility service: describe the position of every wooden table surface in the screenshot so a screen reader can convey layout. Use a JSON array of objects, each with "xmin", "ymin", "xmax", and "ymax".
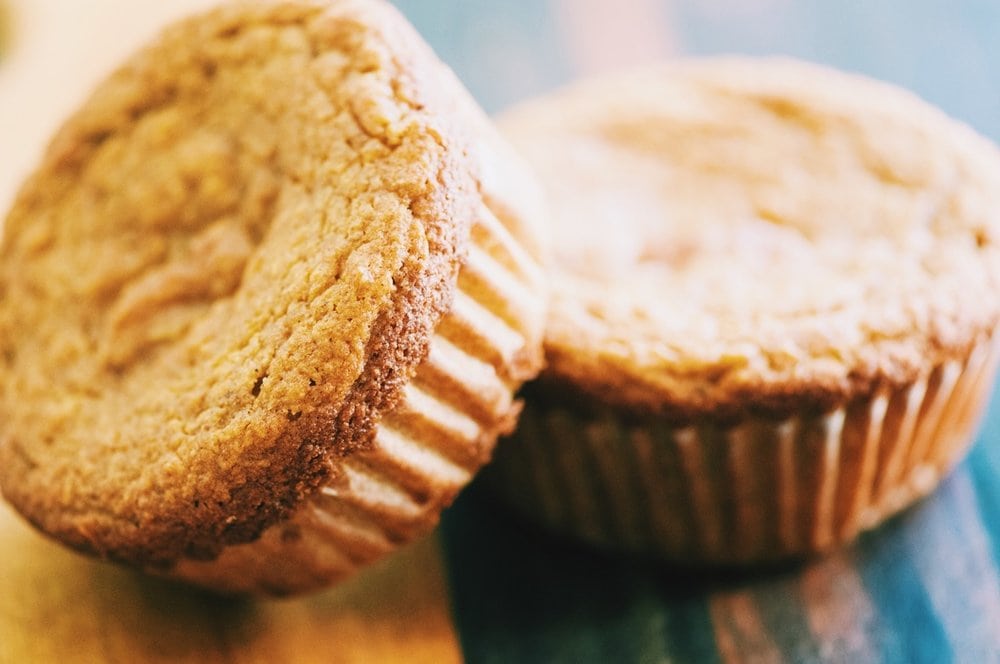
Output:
[{"xmin": 3, "ymin": 1, "xmax": 1000, "ymax": 662}]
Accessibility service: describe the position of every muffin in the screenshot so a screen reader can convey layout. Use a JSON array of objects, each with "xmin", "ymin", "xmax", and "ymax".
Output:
[
  {"xmin": 0, "ymin": 0, "xmax": 546, "ymax": 595},
  {"xmin": 490, "ymin": 58, "xmax": 1000, "ymax": 563}
]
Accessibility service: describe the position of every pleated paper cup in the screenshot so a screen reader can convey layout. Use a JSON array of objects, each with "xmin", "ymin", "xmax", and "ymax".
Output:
[
  {"xmin": 486, "ymin": 335, "xmax": 1000, "ymax": 563},
  {"xmin": 172, "ymin": 194, "xmax": 547, "ymax": 594}
]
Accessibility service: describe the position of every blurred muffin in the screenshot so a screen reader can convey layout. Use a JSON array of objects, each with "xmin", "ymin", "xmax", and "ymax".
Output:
[
  {"xmin": 490, "ymin": 58, "xmax": 1000, "ymax": 562},
  {"xmin": 0, "ymin": 0, "xmax": 546, "ymax": 595}
]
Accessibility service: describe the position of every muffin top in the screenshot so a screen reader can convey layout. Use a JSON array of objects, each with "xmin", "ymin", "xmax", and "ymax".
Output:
[
  {"xmin": 0, "ymin": 0, "xmax": 486, "ymax": 566},
  {"xmin": 500, "ymin": 58, "xmax": 1000, "ymax": 419}
]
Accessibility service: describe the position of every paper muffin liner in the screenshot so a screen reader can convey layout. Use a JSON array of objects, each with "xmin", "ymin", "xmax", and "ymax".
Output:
[
  {"xmin": 171, "ymin": 199, "xmax": 546, "ymax": 594},
  {"xmin": 485, "ymin": 336, "xmax": 1000, "ymax": 563}
]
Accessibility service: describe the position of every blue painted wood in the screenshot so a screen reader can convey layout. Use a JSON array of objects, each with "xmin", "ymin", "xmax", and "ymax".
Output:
[
  {"xmin": 443, "ymin": 473, "xmax": 1000, "ymax": 662},
  {"xmin": 671, "ymin": 0, "xmax": 1000, "ymax": 141},
  {"xmin": 854, "ymin": 496, "xmax": 956, "ymax": 663},
  {"xmin": 970, "ymin": 400, "xmax": 1000, "ymax": 579},
  {"xmin": 390, "ymin": 0, "xmax": 574, "ymax": 113},
  {"xmin": 439, "ymin": 487, "xmax": 722, "ymax": 664},
  {"xmin": 750, "ymin": 578, "xmax": 824, "ymax": 663}
]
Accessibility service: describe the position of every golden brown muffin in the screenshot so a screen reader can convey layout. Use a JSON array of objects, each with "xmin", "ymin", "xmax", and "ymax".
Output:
[
  {"xmin": 491, "ymin": 58, "xmax": 1000, "ymax": 563},
  {"xmin": 0, "ymin": 0, "xmax": 546, "ymax": 595}
]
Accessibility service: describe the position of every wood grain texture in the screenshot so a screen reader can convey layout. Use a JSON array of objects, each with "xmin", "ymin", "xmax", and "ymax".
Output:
[{"xmin": 0, "ymin": 503, "xmax": 462, "ymax": 664}]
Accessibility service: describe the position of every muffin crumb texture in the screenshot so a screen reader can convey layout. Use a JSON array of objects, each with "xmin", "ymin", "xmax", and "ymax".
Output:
[
  {"xmin": 0, "ymin": 0, "xmax": 481, "ymax": 569},
  {"xmin": 501, "ymin": 59, "xmax": 1000, "ymax": 419}
]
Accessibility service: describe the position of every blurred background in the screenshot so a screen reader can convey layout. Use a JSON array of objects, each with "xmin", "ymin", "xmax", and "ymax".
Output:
[
  {"xmin": 3, "ymin": 1, "xmax": 1000, "ymax": 662},
  {"xmin": 3, "ymin": 0, "xmax": 1000, "ymax": 210}
]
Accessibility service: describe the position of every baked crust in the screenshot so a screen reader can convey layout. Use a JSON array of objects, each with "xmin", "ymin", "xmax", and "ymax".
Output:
[
  {"xmin": 0, "ymin": 0, "xmax": 485, "ymax": 567},
  {"xmin": 499, "ymin": 58, "xmax": 1000, "ymax": 420}
]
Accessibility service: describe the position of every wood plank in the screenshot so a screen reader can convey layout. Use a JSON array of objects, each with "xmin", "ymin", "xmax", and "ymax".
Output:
[{"xmin": 0, "ymin": 502, "xmax": 462, "ymax": 664}]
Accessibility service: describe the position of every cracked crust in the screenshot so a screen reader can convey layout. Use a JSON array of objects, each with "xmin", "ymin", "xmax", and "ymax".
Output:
[
  {"xmin": 499, "ymin": 58, "xmax": 1000, "ymax": 421},
  {"xmin": 0, "ymin": 0, "xmax": 486, "ymax": 567}
]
